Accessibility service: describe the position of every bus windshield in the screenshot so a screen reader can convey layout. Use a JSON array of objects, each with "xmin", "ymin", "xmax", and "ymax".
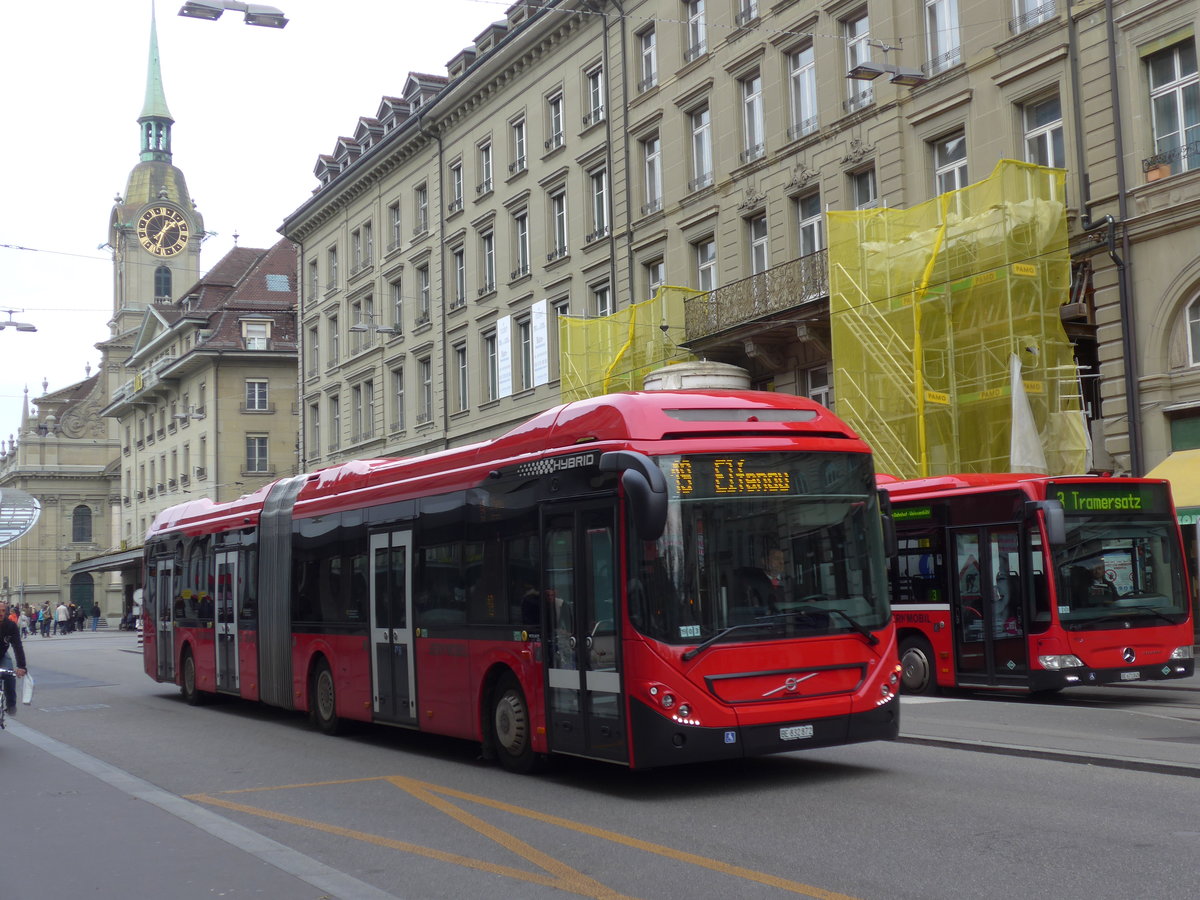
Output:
[
  {"xmin": 1050, "ymin": 482, "xmax": 1189, "ymax": 630},
  {"xmin": 628, "ymin": 452, "xmax": 890, "ymax": 646}
]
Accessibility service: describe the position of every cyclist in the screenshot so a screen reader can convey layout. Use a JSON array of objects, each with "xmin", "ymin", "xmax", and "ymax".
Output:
[{"xmin": 0, "ymin": 597, "xmax": 28, "ymax": 713}]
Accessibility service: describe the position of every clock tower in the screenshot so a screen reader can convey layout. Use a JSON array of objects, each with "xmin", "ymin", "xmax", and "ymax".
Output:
[{"xmin": 107, "ymin": 7, "xmax": 203, "ymax": 338}]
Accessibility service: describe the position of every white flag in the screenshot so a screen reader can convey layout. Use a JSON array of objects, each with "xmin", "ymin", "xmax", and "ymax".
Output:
[{"xmin": 1010, "ymin": 353, "xmax": 1048, "ymax": 473}]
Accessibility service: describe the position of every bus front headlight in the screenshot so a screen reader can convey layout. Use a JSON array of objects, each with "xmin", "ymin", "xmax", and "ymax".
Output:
[
  {"xmin": 1169, "ymin": 645, "xmax": 1194, "ymax": 660},
  {"xmin": 1037, "ymin": 654, "xmax": 1084, "ymax": 670}
]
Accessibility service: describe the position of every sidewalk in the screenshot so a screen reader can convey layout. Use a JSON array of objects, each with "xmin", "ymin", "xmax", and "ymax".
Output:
[{"xmin": 2, "ymin": 717, "xmax": 398, "ymax": 900}]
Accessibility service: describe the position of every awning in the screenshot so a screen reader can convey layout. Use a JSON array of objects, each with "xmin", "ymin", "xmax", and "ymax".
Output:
[
  {"xmin": 67, "ymin": 546, "xmax": 144, "ymax": 576},
  {"xmin": 1145, "ymin": 449, "xmax": 1200, "ymax": 521}
]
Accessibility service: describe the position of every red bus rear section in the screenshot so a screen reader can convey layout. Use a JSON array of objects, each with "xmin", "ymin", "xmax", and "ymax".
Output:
[
  {"xmin": 881, "ymin": 473, "xmax": 1195, "ymax": 694},
  {"xmin": 143, "ymin": 390, "xmax": 900, "ymax": 770}
]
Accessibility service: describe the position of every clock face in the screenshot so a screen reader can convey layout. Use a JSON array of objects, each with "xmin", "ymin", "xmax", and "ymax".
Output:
[{"xmin": 137, "ymin": 205, "xmax": 190, "ymax": 257}]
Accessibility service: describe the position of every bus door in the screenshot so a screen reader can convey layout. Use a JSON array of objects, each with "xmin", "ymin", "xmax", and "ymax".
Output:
[
  {"xmin": 951, "ymin": 525, "xmax": 1028, "ymax": 685},
  {"xmin": 213, "ymin": 550, "xmax": 239, "ymax": 693},
  {"xmin": 154, "ymin": 558, "xmax": 175, "ymax": 683},
  {"xmin": 543, "ymin": 503, "xmax": 626, "ymax": 764},
  {"xmin": 369, "ymin": 530, "xmax": 416, "ymax": 724}
]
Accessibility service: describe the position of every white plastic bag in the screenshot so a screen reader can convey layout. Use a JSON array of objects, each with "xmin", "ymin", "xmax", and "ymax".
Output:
[{"xmin": 21, "ymin": 672, "xmax": 33, "ymax": 705}]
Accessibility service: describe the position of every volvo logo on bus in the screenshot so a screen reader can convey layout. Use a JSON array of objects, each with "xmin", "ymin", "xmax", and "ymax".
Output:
[
  {"xmin": 1122, "ymin": 647, "xmax": 1136, "ymax": 663},
  {"xmin": 516, "ymin": 452, "xmax": 597, "ymax": 478},
  {"xmin": 763, "ymin": 672, "xmax": 817, "ymax": 697}
]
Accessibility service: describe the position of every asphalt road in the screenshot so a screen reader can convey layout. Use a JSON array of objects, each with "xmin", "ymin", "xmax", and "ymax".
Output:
[{"xmin": 5, "ymin": 632, "xmax": 1198, "ymax": 900}]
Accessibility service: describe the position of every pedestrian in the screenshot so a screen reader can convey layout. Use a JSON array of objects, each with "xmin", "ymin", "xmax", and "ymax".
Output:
[
  {"xmin": 40, "ymin": 604, "xmax": 51, "ymax": 637},
  {"xmin": 17, "ymin": 607, "xmax": 29, "ymax": 638},
  {"xmin": 55, "ymin": 601, "xmax": 69, "ymax": 635},
  {"xmin": 74, "ymin": 604, "xmax": 85, "ymax": 633},
  {"xmin": 91, "ymin": 603, "xmax": 101, "ymax": 631}
]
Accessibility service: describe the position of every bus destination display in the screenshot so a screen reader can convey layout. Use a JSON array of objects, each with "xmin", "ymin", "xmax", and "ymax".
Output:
[
  {"xmin": 1049, "ymin": 482, "xmax": 1171, "ymax": 517},
  {"xmin": 671, "ymin": 457, "xmax": 792, "ymax": 497}
]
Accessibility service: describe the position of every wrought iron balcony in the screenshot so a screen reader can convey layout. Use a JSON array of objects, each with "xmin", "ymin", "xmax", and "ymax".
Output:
[{"xmin": 683, "ymin": 249, "xmax": 828, "ymax": 344}]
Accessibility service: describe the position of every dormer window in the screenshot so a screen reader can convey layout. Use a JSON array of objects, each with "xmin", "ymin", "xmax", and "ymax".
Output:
[{"xmin": 242, "ymin": 320, "xmax": 271, "ymax": 350}]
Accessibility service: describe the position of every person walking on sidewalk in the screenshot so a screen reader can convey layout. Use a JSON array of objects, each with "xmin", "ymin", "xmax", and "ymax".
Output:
[
  {"xmin": 91, "ymin": 604, "xmax": 101, "ymax": 631},
  {"xmin": 55, "ymin": 601, "xmax": 69, "ymax": 635},
  {"xmin": 0, "ymin": 598, "xmax": 28, "ymax": 713}
]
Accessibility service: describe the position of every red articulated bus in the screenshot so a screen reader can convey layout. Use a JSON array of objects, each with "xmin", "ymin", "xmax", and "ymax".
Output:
[
  {"xmin": 143, "ymin": 390, "xmax": 900, "ymax": 771},
  {"xmin": 881, "ymin": 473, "xmax": 1195, "ymax": 694}
]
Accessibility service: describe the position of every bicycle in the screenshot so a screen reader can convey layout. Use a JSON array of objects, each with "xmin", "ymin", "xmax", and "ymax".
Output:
[{"xmin": 0, "ymin": 667, "xmax": 18, "ymax": 730}]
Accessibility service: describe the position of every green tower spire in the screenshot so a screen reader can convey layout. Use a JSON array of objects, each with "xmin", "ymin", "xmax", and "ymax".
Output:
[{"xmin": 139, "ymin": 4, "xmax": 174, "ymax": 163}]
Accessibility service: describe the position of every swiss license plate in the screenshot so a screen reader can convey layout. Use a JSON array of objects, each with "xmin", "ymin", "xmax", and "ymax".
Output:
[
  {"xmin": 1120, "ymin": 671, "xmax": 1140, "ymax": 681},
  {"xmin": 780, "ymin": 725, "xmax": 814, "ymax": 741}
]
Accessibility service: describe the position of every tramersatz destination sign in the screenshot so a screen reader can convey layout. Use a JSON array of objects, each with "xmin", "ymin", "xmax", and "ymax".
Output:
[{"xmin": 1048, "ymin": 482, "xmax": 1172, "ymax": 517}]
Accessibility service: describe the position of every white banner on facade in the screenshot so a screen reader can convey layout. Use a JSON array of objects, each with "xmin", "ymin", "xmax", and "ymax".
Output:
[
  {"xmin": 497, "ymin": 314, "xmax": 513, "ymax": 399},
  {"xmin": 532, "ymin": 299, "xmax": 550, "ymax": 387}
]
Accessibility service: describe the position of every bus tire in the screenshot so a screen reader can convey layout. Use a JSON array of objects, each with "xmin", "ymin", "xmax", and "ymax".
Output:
[
  {"xmin": 180, "ymin": 649, "xmax": 204, "ymax": 706},
  {"xmin": 899, "ymin": 635, "xmax": 938, "ymax": 696},
  {"xmin": 309, "ymin": 659, "xmax": 342, "ymax": 735},
  {"xmin": 491, "ymin": 673, "xmax": 539, "ymax": 774}
]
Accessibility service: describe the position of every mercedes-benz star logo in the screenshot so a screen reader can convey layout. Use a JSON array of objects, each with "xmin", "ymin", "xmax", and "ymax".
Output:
[{"xmin": 1122, "ymin": 647, "xmax": 1136, "ymax": 663}]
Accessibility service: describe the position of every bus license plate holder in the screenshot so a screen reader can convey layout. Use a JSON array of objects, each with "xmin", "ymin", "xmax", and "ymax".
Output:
[
  {"xmin": 780, "ymin": 724, "xmax": 814, "ymax": 741},
  {"xmin": 1119, "ymin": 671, "xmax": 1139, "ymax": 681}
]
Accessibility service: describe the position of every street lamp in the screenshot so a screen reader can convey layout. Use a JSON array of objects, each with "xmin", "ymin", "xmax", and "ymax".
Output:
[
  {"xmin": 0, "ymin": 309, "xmax": 37, "ymax": 333},
  {"xmin": 179, "ymin": 1, "xmax": 288, "ymax": 28},
  {"xmin": 846, "ymin": 41, "xmax": 928, "ymax": 87}
]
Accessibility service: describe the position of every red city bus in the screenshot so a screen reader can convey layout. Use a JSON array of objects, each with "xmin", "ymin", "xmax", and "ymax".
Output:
[
  {"xmin": 143, "ymin": 390, "xmax": 900, "ymax": 771},
  {"xmin": 881, "ymin": 473, "xmax": 1195, "ymax": 694}
]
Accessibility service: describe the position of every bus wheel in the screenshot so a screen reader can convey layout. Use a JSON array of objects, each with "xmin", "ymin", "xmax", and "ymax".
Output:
[
  {"xmin": 309, "ymin": 660, "xmax": 342, "ymax": 735},
  {"xmin": 181, "ymin": 650, "xmax": 204, "ymax": 706},
  {"xmin": 899, "ymin": 635, "xmax": 938, "ymax": 695},
  {"xmin": 491, "ymin": 673, "xmax": 539, "ymax": 774}
]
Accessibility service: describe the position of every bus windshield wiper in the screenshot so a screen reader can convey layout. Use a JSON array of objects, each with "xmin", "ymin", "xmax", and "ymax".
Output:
[
  {"xmin": 766, "ymin": 605, "xmax": 880, "ymax": 646},
  {"xmin": 1089, "ymin": 606, "xmax": 1181, "ymax": 629},
  {"xmin": 682, "ymin": 622, "xmax": 775, "ymax": 661}
]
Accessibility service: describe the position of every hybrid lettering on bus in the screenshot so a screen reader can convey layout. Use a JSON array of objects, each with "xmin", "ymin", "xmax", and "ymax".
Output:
[
  {"xmin": 881, "ymin": 473, "xmax": 1194, "ymax": 694},
  {"xmin": 143, "ymin": 390, "xmax": 899, "ymax": 771}
]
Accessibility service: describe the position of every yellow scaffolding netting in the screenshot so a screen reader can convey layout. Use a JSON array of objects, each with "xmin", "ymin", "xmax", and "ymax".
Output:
[
  {"xmin": 829, "ymin": 159, "xmax": 1088, "ymax": 479},
  {"xmin": 560, "ymin": 286, "xmax": 699, "ymax": 402}
]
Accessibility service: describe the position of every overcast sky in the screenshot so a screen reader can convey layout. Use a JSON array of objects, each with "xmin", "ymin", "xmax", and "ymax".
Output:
[{"xmin": 0, "ymin": 0, "xmax": 515, "ymax": 443}]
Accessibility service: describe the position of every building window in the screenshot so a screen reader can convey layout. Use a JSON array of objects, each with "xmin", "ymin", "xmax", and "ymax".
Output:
[
  {"xmin": 483, "ymin": 333, "xmax": 499, "ymax": 402},
  {"xmin": 243, "ymin": 320, "xmax": 270, "ymax": 350},
  {"xmin": 593, "ymin": 283, "xmax": 613, "ymax": 318},
  {"xmin": 451, "ymin": 344, "xmax": 468, "ymax": 411},
  {"xmin": 736, "ymin": 0, "xmax": 758, "ymax": 27},
  {"xmin": 845, "ymin": 11, "xmax": 872, "ymax": 110},
  {"xmin": 1011, "ymin": 0, "xmax": 1056, "ymax": 34},
  {"xmin": 740, "ymin": 73, "xmax": 765, "ymax": 163},
  {"xmin": 797, "ymin": 192, "xmax": 824, "ymax": 256},
  {"xmin": 513, "ymin": 212, "xmax": 530, "ymax": 278},
  {"xmin": 589, "ymin": 168, "xmax": 610, "ymax": 240},
  {"xmin": 477, "ymin": 142, "xmax": 493, "ymax": 195},
  {"xmin": 154, "ymin": 266, "xmax": 172, "ymax": 300},
  {"xmin": 329, "ymin": 395, "xmax": 341, "ymax": 449},
  {"xmin": 585, "ymin": 65, "xmax": 605, "ymax": 126},
  {"xmin": 353, "ymin": 380, "xmax": 375, "ymax": 439},
  {"xmin": 327, "ymin": 246, "xmax": 338, "ymax": 289},
  {"xmin": 788, "ymin": 46, "xmax": 818, "ymax": 139},
  {"xmin": 851, "ymin": 167, "xmax": 878, "ymax": 209},
  {"xmin": 306, "ymin": 325, "xmax": 319, "ymax": 376},
  {"xmin": 1024, "ymin": 95, "xmax": 1065, "ymax": 168},
  {"xmin": 645, "ymin": 259, "xmax": 666, "ymax": 299},
  {"xmin": 452, "ymin": 247, "xmax": 467, "ymax": 307},
  {"xmin": 933, "ymin": 131, "xmax": 968, "ymax": 195},
  {"xmin": 749, "ymin": 215, "xmax": 769, "ymax": 274},
  {"xmin": 550, "ymin": 191, "xmax": 568, "ymax": 259},
  {"xmin": 327, "ymin": 314, "xmax": 339, "ymax": 364},
  {"xmin": 449, "ymin": 162, "xmax": 464, "ymax": 212},
  {"xmin": 391, "ymin": 367, "xmax": 406, "ymax": 431},
  {"xmin": 246, "ymin": 435, "xmax": 269, "ymax": 473},
  {"xmin": 388, "ymin": 201, "xmax": 402, "ymax": 251},
  {"xmin": 389, "ymin": 277, "xmax": 404, "ymax": 332},
  {"xmin": 684, "ymin": 0, "xmax": 706, "ymax": 61},
  {"xmin": 804, "ymin": 364, "xmax": 833, "ymax": 409},
  {"xmin": 642, "ymin": 137, "xmax": 662, "ymax": 215},
  {"xmin": 414, "ymin": 184, "xmax": 429, "ymax": 234},
  {"xmin": 639, "ymin": 27, "xmax": 657, "ymax": 91},
  {"xmin": 1189, "ymin": 297, "xmax": 1200, "ymax": 366},
  {"xmin": 245, "ymin": 379, "xmax": 268, "ymax": 411},
  {"xmin": 518, "ymin": 317, "xmax": 533, "ymax": 390},
  {"xmin": 695, "ymin": 238, "xmax": 717, "ymax": 291},
  {"xmin": 511, "ymin": 118, "xmax": 527, "ymax": 174},
  {"xmin": 418, "ymin": 358, "xmax": 433, "ymax": 423},
  {"xmin": 72, "ymin": 504, "xmax": 92, "ymax": 543},
  {"xmin": 417, "ymin": 265, "xmax": 431, "ymax": 323},
  {"xmin": 308, "ymin": 259, "xmax": 319, "ymax": 296},
  {"xmin": 547, "ymin": 92, "xmax": 564, "ymax": 150},
  {"xmin": 690, "ymin": 106, "xmax": 713, "ymax": 190},
  {"xmin": 925, "ymin": 0, "xmax": 961, "ymax": 74},
  {"xmin": 308, "ymin": 403, "xmax": 320, "ymax": 457},
  {"xmin": 480, "ymin": 232, "xmax": 497, "ymax": 294},
  {"xmin": 1148, "ymin": 40, "xmax": 1200, "ymax": 175}
]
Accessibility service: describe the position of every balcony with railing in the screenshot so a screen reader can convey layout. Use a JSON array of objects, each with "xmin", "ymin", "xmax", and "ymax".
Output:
[
  {"xmin": 683, "ymin": 249, "xmax": 829, "ymax": 345},
  {"xmin": 1143, "ymin": 140, "xmax": 1200, "ymax": 181},
  {"xmin": 1009, "ymin": 1, "xmax": 1056, "ymax": 34}
]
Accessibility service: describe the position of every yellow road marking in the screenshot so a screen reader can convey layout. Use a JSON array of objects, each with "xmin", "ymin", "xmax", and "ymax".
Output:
[{"xmin": 188, "ymin": 776, "xmax": 859, "ymax": 900}]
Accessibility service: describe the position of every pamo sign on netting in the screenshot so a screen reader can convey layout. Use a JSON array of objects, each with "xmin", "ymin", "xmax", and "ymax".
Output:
[{"xmin": 0, "ymin": 488, "xmax": 41, "ymax": 549}]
